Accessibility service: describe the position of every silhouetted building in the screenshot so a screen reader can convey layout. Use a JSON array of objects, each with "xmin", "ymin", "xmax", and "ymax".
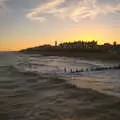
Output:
[
  {"xmin": 113, "ymin": 41, "xmax": 117, "ymax": 46},
  {"xmin": 55, "ymin": 41, "xmax": 58, "ymax": 46}
]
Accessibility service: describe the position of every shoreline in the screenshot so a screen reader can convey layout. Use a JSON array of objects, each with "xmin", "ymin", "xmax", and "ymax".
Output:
[
  {"xmin": 20, "ymin": 40, "xmax": 120, "ymax": 61},
  {"xmin": 21, "ymin": 50, "xmax": 120, "ymax": 62}
]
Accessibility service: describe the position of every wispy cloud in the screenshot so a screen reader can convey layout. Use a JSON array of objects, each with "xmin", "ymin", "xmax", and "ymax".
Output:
[
  {"xmin": 26, "ymin": 0, "xmax": 120, "ymax": 22},
  {"xmin": 26, "ymin": 0, "xmax": 66, "ymax": 22}
]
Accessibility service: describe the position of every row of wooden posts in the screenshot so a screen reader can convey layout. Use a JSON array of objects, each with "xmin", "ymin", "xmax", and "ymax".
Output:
[{"xmin": 64, "ymin": 64, "xmax": 120, "ymax": 73}]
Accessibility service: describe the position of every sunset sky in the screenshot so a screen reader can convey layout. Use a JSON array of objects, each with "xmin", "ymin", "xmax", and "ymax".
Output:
[{"xmin": 0, "ymin": 0, "xmax": 120, "ymax": 51}]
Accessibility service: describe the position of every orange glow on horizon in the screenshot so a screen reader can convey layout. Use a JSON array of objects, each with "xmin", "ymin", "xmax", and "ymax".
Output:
[{"xmin": 0, "ymin": 23, "xmax": 120, "ymax": 51}]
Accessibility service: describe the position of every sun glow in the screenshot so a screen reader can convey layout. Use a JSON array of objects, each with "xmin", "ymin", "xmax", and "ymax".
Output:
[{"xmin": 0, "ymin": 0, "xmax": 120, "ymax": 51}]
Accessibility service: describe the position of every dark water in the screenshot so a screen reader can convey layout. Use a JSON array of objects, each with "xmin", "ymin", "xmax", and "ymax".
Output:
[{"xmin": 0, "ymin": 52, "xmax": 120, "ymax": 120}]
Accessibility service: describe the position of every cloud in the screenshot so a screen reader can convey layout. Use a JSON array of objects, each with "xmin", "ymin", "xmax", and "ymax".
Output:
[
  {"xmin": 69, "ymin": 0, "xmax": 120, "ymax": 22},
  {"xmin": 0, "ymin": 0, "xmax": 7, "ymax": 11},
  {"xmin": 26, "ymin": 0, "xmax": 66, "ymax": 22},
  {"xmin": 26, "ymin": 0, "xmax": 120, "ymax": 22}
]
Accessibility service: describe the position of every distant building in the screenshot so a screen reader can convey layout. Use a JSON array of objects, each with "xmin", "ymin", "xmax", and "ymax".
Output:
[
  {"xmin": 55, "ymin": 41, "xmax": 58, "ymax": 46},
  {"xmin": 113, "ymin": 41, "xmax": 117, "ymax": 46}
]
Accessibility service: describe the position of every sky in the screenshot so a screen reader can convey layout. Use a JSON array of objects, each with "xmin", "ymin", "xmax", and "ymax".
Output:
[{"xmin": 0, "ymin": 0, "xmax": 120, "ymax": 51}]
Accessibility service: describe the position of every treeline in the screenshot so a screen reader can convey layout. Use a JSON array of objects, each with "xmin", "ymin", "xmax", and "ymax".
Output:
[{"xmin": 20, "ymin": 40, "xmax": 120, "ymax": 56}]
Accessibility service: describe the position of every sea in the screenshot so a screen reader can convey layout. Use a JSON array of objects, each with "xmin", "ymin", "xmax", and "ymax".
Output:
[{"xmin": 0, "ymin": 52, "xmax": 120, "ymax": 120}]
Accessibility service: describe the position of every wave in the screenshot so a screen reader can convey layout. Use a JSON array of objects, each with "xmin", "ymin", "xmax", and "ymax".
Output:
[
  {"xmin": 0, "ymin": 53, "xmax": 120, "ymax": 120},
  {"xmin": 0, "ymin": 64, "xmax": 39, "ymax": 78},
  {"xmin": 17, "ymin": 62, "xmax": 48, "ymax": 67},
  {"xmin": 0, "ymin": 66, "xmax": 120, "ymax": 120}
]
